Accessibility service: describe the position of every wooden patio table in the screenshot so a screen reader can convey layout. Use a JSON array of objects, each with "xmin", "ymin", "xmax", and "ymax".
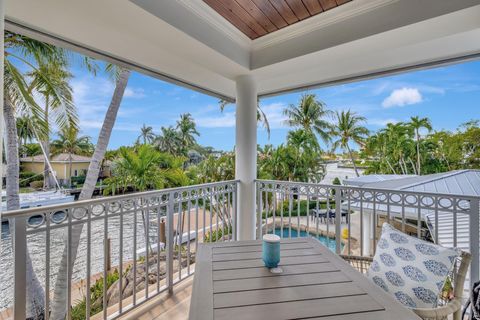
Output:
[{"xmin": 189, "ymin": 237, "xmax": 421, "ymax": 320}]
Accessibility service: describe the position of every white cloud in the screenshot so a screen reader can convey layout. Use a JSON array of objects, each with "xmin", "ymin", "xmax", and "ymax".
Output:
[
  {"xmin": 195, "ymin": 102, "xmax": 289, "ymax": 129},
  {"xmin": 259, "ymin": 102, "xmax": 288, "ymax": 129},
  {"xmin": 382, "ymin": 87, "xmax": 423, "ymax": 108},
  {"xmin": 124, "ymin": 87, "xmax": 145, "ymax": 98},
  {"xmin": 196, "ymin": 112, "xmax": 236, "ymax": 128},
  {"xmin": 368, "ymin": 118, "xmax": 400, "ymax": 127}
]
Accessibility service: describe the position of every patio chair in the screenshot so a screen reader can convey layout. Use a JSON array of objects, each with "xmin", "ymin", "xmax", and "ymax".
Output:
[
  {"xmin": 326, "ymin": 209, "xmax": 349, "ymax": 224},
  {"xmin": 310, "ymin": 208, "xmax": 327, "ymax": 223},
  {"xmin": 341, "ymin": 250, "xmax": 471, "ymax": 320}
]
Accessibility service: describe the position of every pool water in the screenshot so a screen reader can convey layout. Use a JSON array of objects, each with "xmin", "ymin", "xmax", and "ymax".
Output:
[{"xmin": 274, "ymin": 228, "xmax": 342, "ymax": 252}]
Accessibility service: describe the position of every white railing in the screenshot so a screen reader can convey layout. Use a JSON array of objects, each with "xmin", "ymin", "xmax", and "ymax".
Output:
[
  {"xmin": 256, "ymin": 179, "xmax": 480, "ymax": 285},
  {"xmin": 4, "ymin": 178, "xmax": 480, "ymax": 319},
  {"xmin": 2, "ymin": 180, "xmax": 238, "ymax": 320}
]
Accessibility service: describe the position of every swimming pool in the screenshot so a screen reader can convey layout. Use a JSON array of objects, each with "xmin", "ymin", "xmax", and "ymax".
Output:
[{"xmin": 274, "ymin": 228, "xmax": 341, "ymax": 252}]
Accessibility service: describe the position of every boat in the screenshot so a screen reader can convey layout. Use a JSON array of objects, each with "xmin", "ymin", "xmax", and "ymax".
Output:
[{"xmin": 1, "ymin": 190, "xmax": 74, "ymax": 226}]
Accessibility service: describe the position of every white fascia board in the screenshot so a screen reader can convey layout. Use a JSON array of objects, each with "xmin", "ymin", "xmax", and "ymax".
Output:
[
  {"xmin": 254, "ymin": 5, "xmax": 480, "ymax": 96},
  {"xmin": 6, "ymin": 0, "xmax": 241, "ymax": 99},
  {"xmin": 131, "ymin": 0, "xmax": 251, "ymax": 69},
  {"xmin": 251, "ymin": 0, "xmax": 480, "ymax": 69}
]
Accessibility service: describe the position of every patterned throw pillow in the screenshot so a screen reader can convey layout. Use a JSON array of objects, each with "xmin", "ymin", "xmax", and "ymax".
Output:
[{"xmin": 366, "ymin": 223, "xmax": 460, "ymax": 309}]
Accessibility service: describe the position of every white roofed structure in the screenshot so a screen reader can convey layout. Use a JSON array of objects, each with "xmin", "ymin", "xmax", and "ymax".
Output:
[{"xmin": 345, "ymin": 169, "xmax": 480, "ymax": 259}]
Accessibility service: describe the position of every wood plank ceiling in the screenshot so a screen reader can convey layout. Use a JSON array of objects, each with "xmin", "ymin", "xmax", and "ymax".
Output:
[{"xmin": 203, "ymin": 0, "xmax": 352, "ymax": 39}]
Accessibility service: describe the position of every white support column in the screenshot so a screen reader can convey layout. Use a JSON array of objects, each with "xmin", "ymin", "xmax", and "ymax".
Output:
[
  {"xmin": 362, "ymin": 212, "xmax": 372, "ymax": 256},
  {"xmin": 235, "ymin": 75, "xmax": 257, "ymax": 240},
  {"xmin": 0, "ymin": 0, "xmax": 4, "ymax": 209}
]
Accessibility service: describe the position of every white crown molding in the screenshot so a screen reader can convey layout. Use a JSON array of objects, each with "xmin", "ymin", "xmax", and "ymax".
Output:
[
  {"xmin": 251, "ymin": 0, "xmax": 399, "ymax": 50},
  {"xmin": 176, "ymin": 0, "xmax": 252, "ymax": 50},
  {"xmin": 176, "ymin": 0, "xmax": 399, "ymax": 54}
]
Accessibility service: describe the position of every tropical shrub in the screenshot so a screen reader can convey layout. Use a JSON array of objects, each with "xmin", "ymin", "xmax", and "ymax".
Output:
[
  {"xmin": 19, "ymin": 171, "xmax": 43, "ymax": 188},
  {"xmin": 262, "ymin": 200, "xmax": 335, "ymax": 218},
  {"xmin": 30, "ymin": 180, "xmax": 44, "ymax": 189},
  {"xmin": 103, "ymin": 145, "xmax": 189, "ymax": 195},
  {"xmin": 71, "ymin": 269, "xmax": 120, "ymax": 320},
  {"xmin": 204, "ymin": 225, "xmax": 232, "ymax": 242},
  {"xmin": 362, "ymin": 118, "xmax": 480, "ymax": 175}
]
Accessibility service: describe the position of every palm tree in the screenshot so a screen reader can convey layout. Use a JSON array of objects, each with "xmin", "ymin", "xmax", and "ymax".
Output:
[
  {"xmin": 50, "ymin": 66, "xmax": 131, "ymax": 319},
  {"xmin": 176, "ymin": 113, "xmax": 199, "ymax": 155},
  {"xmin": 27, "ymin": 61, "xmax": 76, "ymax": 188},
  {"xmin": 106, "ymin": 145, "xmax": 188, "ymax": 192},
  {"xmin": 4, "ymin": 31, "xmax": 77, "ymax": 318},
  {"xmin": 51, "ymin": 126, "xmax": 93, "ymax": 186},
  {"xmin": 16, "ymin": 116, "xmax": 36, "ymax": 157},
  {"xmin": 331, "ymin": 110, "xmax": 369, "ymax": 177},
  {"xmin": 155, "ymin": 126, "xmax": 181, "ymax": 155},
  {"xmin": 410, "ymin": 116, "xmax": 432, "ymax": 175},
  {"xmin": 381, "ymin": 122, "xmax": 416, "ymax": 174},
  {"xmin": 136, "ymin": 123, "xmax": 155, "ymax": 144},
  {"xmin": 283, "ymin": 93, "xmax": 332, "ymax": 145},
  {"xmin": 286, "ymin": 129, "xmax": 323, "ymax": 181}
]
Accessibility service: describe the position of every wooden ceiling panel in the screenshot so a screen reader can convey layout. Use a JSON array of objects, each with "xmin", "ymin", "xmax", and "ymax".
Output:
[
  {"xmin": 236, "ymin": 0, "xmax": 278, "ymax": 32},
  {"xmin": 318, "ymin": 0, "xmax": 338, "ymax": 10},
  {"xmin": 285, "ymin": 0, "xmax": 310, "ymax": 20},
  {"xmin": 203, "ymin": 0, "xmax": 260, "ymax": 38},
  {"xmin": 251, "ymin": 0, "xmax": 289, "ymax": 29},
  {"xmin": 268, "ymin": 0, "xmax": 299, "ymax": 25},
  {"xmin": 203, "ymin": 0, "xmax": 353, "ymax": 39},
  {"xmin": 302, "ymin": 0, "xmax": 323, "ymax": 15}
]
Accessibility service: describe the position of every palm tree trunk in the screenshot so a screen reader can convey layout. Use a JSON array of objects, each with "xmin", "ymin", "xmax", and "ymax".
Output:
[
  {"xmin": 408, "ymin": 158, "xmax": 417, "ymax": 175},
  {"xmin": 386, "ymin": 158, "xmax": 396, "ymax": 174},
  {"xmin": 43, "ymin": 101, "xmax": 51, "ymax": 189},
  {"xmin": 68, "ymin": 153, "xmax": 73, "ymax": 187},
  {"xmin": 42, "ymin": 140, "xmax": 51, "ymax": 188},
  {"xmin": 4, "ymin": 98, "xmax": 46, "ymax": 318},
  {"xmin": 4, "ymin": 99, "xmax": 20, "ymax": 210},
  {"xmin": 50, "ymin": 68, "xmax": 131, "ymax": 320},
  {"xmin": 416, "ymin": 129, "xmax": 421, "ymax": 175},
  {"xmin": 346, "ymin": 144, "xmax": 360, "ymax": 177},
  {"xmin": 398, "ymin": 159, "xmax": 406, "ymax": 175},
  {"xmin": 402, "ymin": 157, "xmax": 409, "ymax": 174}
]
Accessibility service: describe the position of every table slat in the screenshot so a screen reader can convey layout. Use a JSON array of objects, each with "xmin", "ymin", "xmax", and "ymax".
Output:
[
  {"xmin": 213, "ymin": 254, "xmax": 328, "ymax": 270},
  {"xmin": 212, "ymin": 262, "xmax": 338, "ymax": 280},
  {"xmin": 213, "ymin": 271, "xmax": 349, "ymax": 293},
  {"xmin": 214, "ymin": 282, "xmax": 366, "ymax": 308},
  {"xmin": 212, "ymin": 241, "xmax": 312, "ymax": 254},
  {"xmin": 213, "ymin": 294, "xmax": 384, "ymax": 320},
  {"xmin": 212, "ymin": 248, "xmax": 319, "ymax": 261}
]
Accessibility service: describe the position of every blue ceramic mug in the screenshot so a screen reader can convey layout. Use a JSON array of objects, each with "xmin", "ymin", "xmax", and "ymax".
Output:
[{"xmin": 262, "ymin": 234, "xmax": 280, "ymax": 268}]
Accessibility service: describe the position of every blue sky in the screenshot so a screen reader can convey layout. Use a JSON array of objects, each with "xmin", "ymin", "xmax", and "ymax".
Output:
[{"xmin": 68, "ymin": 59, "xmax": 480, "ymax": 151}]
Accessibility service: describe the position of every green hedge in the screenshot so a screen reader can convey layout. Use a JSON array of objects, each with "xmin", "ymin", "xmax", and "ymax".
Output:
[
  {"xmin": 204, "ymin": 225, "xmax": 232, "ymax": 242},
  {"xmin": 19, "ymin": 171, "xmax": 43, "ymax": 188},
  {"xmin": 71, "ymin": 175, "xmax": 86, "ymax": 186},
  {"xmin": 262, "ymin": 200, "xmax": 336, "ymax": 218}
]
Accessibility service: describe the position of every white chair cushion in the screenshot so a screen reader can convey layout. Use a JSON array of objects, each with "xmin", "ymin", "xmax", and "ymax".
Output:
[{"xmin": 366, "ymin": 223, "xmax": 460, "ymax": 309}]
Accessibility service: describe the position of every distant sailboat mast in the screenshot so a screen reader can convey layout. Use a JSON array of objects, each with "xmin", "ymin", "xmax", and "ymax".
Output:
[{"xmin": 33, "ymin": 128, "xmax": 62, "ymax": 191}]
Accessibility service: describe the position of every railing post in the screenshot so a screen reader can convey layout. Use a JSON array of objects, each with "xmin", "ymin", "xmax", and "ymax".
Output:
[
  {"xmin": 166, "ymin": 192, "xmax": 175, "ymax": 293},
  {"xmin": 470, "ymin": 198, "xmax": 479, "ymax": 284},
  {"xmin": 13, "ymin": 217, "xmax": 27, "ymax": 320},
  {"xmin": 335, "ymin": 187, "xmax": 342, "ymax": 255},
  {"xmin": 233, "ymin": 182, "xmax": 238, "ymax": 241}
]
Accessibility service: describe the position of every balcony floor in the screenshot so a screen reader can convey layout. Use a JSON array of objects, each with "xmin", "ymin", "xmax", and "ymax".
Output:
[{"xmin": 119, "ymin": 277, "xmax": 192, "ymax": 320}]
